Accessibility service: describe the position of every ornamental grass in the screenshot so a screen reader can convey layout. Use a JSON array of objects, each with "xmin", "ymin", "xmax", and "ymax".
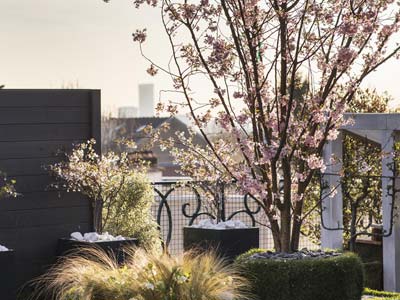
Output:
[{"xmin": 30, "ymin": 247, "xmax": 250, "ymax": 300}]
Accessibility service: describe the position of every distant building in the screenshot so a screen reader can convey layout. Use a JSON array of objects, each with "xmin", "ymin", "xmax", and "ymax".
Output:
[
  {"xmin": 127, "ymin": 150, "xmax": 163, "ymax": 182},
  {"xmin": 139, "ymin": 84, "xmax": 154, "ymax": 117},
  {"xmin": 118, "ymin": 106, "xmax": 138, "ymax": 118},
  {"xmin": 102, "ymin": 116, "xmax": 206, "ymax": 180}
]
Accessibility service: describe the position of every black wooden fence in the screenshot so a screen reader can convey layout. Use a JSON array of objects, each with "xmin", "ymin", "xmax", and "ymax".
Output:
[{"xmin": 0, "ymin": 89, "xmax": 100, "ymax": 290}]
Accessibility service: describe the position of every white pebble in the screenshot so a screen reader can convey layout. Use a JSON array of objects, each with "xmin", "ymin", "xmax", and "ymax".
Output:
[
  {"xmin": 70, "ymin": 232, "xmax": 126, "ymax": 242},
  {"xmin": 0, "ymin": 244, "xmax": 9, "ymax": 252},
  {"xmin": 70, "ymin": 232, "xmax": 84, "ymax": 241},
  {"xmin": 191, "ymin": 220, "xmax": 248, "ymax": 229},
  {"xmin": 83, "ymin": 232, "xmax": 100, "ymax": 242}
]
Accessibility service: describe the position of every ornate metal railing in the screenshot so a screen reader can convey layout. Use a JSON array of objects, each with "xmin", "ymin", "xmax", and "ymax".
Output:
[
  {"xmin": 151, "ymin": 181, "xmax": 318, "ymax": 254},
  {"xmin": 152, "ymin": 181, "xmax": 263, "ymax": 253},
  {"xmin": 151, "ymin": 172, "xmax": 396, "ymax": 254}
]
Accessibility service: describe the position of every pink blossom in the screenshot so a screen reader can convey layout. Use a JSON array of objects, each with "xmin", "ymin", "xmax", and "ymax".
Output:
[
  {"xmin": 233, "ymin": 91, "xmax": 243, "ymax": 99},
  {"xmin": 304, "ymin": 135, "xmax": 317, "ymax": 148},
  {"xmin": 133, "ymin": 0, "xmax": 158, "ymax": 8},
  {"xmin": 340, "ymin": 21, "xmax": 358, "ymax": 36},
  {"xmin": 132, "ymin": 29, "xmax": 147, "ymax": 43},
  {"xmin": 312, "ymin": 111, "xmax": 325, "ymax": 123},
  {"xmin": 236, "ymin": 114, "xmax": 248, "ymax": 124},
  {"xmin": 337, "ymin": 48, "xmax": 356, "ymax": 67},
  {"xmin": 306, "ymin": 154, "xmax": 326, "ymax": 172},
  {"xmin": 217, "ymin": 112, "xmax": 231, "ymax": 130},
  {"xmin": 327, "ymin": 129, "xmax": 339, "ymax": 141},
  {"xmin": 146, "ymin": 64, "xmax": 158, "ymax": 76}
]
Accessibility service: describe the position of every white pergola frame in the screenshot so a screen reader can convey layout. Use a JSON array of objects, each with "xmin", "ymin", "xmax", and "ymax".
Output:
[{"xmin": 322, "ymin": 113, "xmax": 400, "ymax": 292}]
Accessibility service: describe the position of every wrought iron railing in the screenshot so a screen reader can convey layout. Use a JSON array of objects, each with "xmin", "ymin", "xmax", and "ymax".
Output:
[{"xmin": 151, "ymin": 181, "xmax": 318, "ymax": 255}]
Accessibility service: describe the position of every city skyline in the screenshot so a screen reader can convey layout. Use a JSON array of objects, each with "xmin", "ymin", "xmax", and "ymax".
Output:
[{"xmin": 0, "ymin": 0, "xmax": 399, "ymax": 114}]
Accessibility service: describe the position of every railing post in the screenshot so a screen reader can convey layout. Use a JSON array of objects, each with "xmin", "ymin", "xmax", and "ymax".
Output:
[{"xmin": 220, "ymin": 181, "xmax": 226, "ymax": 222}]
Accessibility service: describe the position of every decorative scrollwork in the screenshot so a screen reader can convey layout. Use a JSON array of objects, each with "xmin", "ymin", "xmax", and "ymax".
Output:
[
  {"xmin": 227, "ymin": 193, "xmax": 262, "ymax": 226},
  {"xmin": 181, "ymin": 184, "xmax": 215, "ymax": 225},
  {"xmin": 154, "ymin": 181, "xmax": 263, "ymax": 252},
  {"xmin": 153, "ymin": 185, "xmax": 174, "ymax": 249}
]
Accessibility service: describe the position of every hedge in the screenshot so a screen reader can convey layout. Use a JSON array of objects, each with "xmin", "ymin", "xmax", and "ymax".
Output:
[
  {"xmin": 364, "ymin": 288, "xmax": 400, "ymax": 300},
  {"xmin": 363, "ymin": 261, "xmax": 383, "ymax": 290},
  {"xmin": 235, "ymin": 249, "xmax": 364, "ymax": 300}
]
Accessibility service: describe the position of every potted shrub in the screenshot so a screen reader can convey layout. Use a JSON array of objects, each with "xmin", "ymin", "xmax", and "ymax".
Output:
[
  {"xmin": 0, "ymin": 172, "xmax": 17, "ymax": 300},
  {"xmin": 50, "ymin": 139, "xmax": 161, "ymax": 262},
  {"xmin": 183, "ymin": 182, "xmax": 259, "ymax": 261}
]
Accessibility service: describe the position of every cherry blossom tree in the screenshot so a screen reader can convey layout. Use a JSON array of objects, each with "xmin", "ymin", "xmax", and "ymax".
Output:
[{"xmin": 118, "ymin": 0, "xmax": 400, "ymax": 252}]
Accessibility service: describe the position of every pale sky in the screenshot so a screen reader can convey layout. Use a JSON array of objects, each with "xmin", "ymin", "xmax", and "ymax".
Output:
[{"xmin": 0, "ymin": 0, "xmax": 400, "ymax": 114}]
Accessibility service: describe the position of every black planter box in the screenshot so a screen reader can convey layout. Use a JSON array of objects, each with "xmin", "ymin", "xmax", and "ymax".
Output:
[
  {"xmin": 183, "ymin": 227, "xmax": 259, "ymax": 261},
  {"xmin": 354, "ymin": 239, "xmax": 383, "ymax": 290},
  {"xmin": 57, "ymin": 238, "xmax": 138, "ymax": 265},
  {"xmin": 0, "ymin": 250, "xmax": 16, "ymax": 300}
]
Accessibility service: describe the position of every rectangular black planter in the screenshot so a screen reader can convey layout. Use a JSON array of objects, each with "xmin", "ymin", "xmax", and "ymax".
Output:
[
  {"xmin": 57, "ymin": 238, "xmax": 138, "ymax": 265},
  {"xmin": 0, "ymin": 250, "xmax": 16, "ymax": 300},
  {"xmin": 183, "ymin": 227, "xmax": 259, "ymax": 261},
  {"xmin": 354, "ymin": 239, "xmax": 383, "ymax": 290}
]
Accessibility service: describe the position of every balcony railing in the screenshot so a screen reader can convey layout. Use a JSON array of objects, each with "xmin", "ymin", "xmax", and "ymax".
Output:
[{"xmin": 151, "ymin": 181, "xmax": 318, "ymax": 254}]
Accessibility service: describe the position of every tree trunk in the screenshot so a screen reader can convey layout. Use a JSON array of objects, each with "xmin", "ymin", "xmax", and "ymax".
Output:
[
  {"xmin": 349, "ymin": 203, "xmax": 357, "ymax": 252},
  {"xmin": 269, "ymin": 217, "xmax": 281, "ymax": 251},
  {"xmin": 93, "ymin": 199, "xmax": 103, "ymax": 233},
  {"xmin": 291, "ymin": 200, "xmax": 303, "ymax": 251},
  {"xmin": 280, "ymin": 159, "xmax": 292, "ymax": 252},
  {"xmin": 280, "ymin": 206, "xmax": 291, "ymax": 252}
]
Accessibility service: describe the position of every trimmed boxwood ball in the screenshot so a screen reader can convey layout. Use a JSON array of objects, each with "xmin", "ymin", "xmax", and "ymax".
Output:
[{"xmin": 235, "ymin": 249, "xmax": 364, "ymax": 300}]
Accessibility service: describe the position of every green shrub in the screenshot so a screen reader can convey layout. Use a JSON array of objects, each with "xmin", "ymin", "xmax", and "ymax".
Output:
[
  {"xmin": 364, "ymin": 288, "xmax": 400, "ymax": 299},
  {"xmin": 363, "ymin": 261, "xmax": 383, "ymax": 290},
  {"xmin": 50, "ymin": 140, "xmax": 161, "ymax": 253},
  {"xmin": 102, "ymin": 172, "xmax": 161, "ymax": 252},
  {"xmin": 236, "ymin": 249, "xmax": 364, "ymax": 300}
]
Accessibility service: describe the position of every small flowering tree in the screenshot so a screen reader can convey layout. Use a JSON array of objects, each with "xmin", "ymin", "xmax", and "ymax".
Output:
[
  {"xmin": 50, "ymin": 140, "xmax": 154, "ymax": 237},
  {"xmin": 113, "ymin": 0, "xmax": 400, "ymax": 252}
]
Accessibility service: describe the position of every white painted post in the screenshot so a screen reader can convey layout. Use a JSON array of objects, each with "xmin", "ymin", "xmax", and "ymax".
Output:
[
  {"xmin": 321, "ymin": 132, "xmax": 343, "ymax": 250},
  {"xmin": 382, "ymin": 130, "xmax": 400, "ymax": 292}
]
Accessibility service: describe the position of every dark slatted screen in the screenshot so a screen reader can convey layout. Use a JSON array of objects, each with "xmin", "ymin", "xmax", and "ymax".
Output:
[{"xmin": 0, "ymin": 89, "xmax": 101, "ymax": 289}]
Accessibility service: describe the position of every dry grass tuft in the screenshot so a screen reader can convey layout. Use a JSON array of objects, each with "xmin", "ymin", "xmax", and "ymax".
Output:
[{"xmin": 30, "ymin": 246, "xmax": 250, "ymax": 300}]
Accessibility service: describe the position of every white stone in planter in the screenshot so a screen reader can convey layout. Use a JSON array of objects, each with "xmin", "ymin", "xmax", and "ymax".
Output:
[
  {"xmin": 70, "ymin": 232, "xmax": 126, "ymax": 242},
  {"xmin": 0, "ymin": 244, "xmax": 9, "ymax": 252},
  {"xmin": 191, "ymin": 219, "xmax": 248, "ymax": 229},
  {"xmin": 70, "ymin": 232, "xmax": 84, "ymax": 241}
]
